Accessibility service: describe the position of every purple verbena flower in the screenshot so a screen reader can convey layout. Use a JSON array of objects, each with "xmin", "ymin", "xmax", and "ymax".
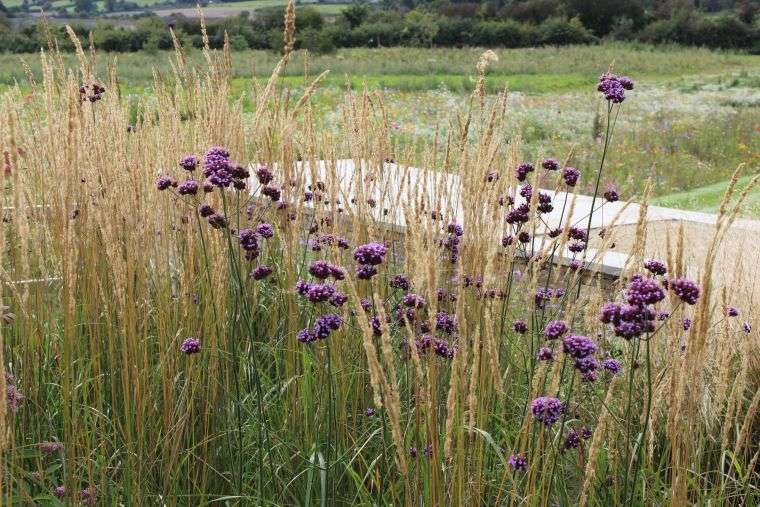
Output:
[
  {"xmin": 531, "ymin": 396, "xmax": 564, "ymax": 426},
  {"xmin": 256, "ymin": 223, "xmax": 274, "ymax": 238},
  {"xmin": 670, "ymin": 278, "xmax": 700, "ymax": 305},
  {"xmin": 563, "ymin": 167, "xmax": 580, "ymax": 187},
  {"xmin": 179, "ymin": 154, "xmax": 198, "ymax": 171},
  {"xmin": 515, "ymin": 162, "xmax": 534, "ymax": 182},
  {"xmin": 537, "ymin": 347, "xmax": 553, "ymax": 361},
  {"xmin": 508, "ymin": 453, "xmax": 527, "ymax": 471},
  {"xmin": 356, "ymin": 265, "xmax": 378, "ymax": 280},
  {"xmin": 353, "ymin": 242, "xmax": 387, "ymax": 265},
  {"xmin": 156, "ymin": 175, "xmax": 174, "ymax": 191},
  {"xmin": 251, "ymin": 265, "xmax": 273, "ymax": 280},
  {"xmin": 603, "ymin": 184, "xmax": 620, "ymax": 203},
  {"xmin": 601, "ymin": 358, "xmax": 622, "ymax": 375},
  {"xmin": 544, "ymin": 320, "xmax": 568, "ymax": 340},
  {"xmin": 644, "ymin": 259, "xmax": 667, "ymax": 276},
  {"xmin": 513, "ymin": 319, "xmax": 528, "ymax": 334},
  {"xmin": 542, "ymin": 158, "xmax": 559, "ymax": 171},
  {"xmin": 389, "ymin": 275, "xmax": 410, "ymax": 291},
  {"xmin": 180, "ymin": 337, "xmax": 201, "ymax": 355},
  {"xmin": 562, "ymin": 334, "xmax": 597, "ymax": 358}
]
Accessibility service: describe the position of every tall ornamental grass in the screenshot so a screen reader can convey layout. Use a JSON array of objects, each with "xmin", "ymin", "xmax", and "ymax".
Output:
[{"xmin": 0, "ymin": 13, "xmax": 758, "ymax": 506}]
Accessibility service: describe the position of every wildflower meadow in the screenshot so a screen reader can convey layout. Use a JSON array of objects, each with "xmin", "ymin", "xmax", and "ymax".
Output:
[{"xmin": 0, "ymin": 10, "xmax": 758, "ymax": 506}]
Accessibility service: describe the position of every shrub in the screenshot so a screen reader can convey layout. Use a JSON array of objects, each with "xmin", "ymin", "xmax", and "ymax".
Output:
[{"xmin": 538, "ymin": 17, "xmax": 595, "ymax": 45}]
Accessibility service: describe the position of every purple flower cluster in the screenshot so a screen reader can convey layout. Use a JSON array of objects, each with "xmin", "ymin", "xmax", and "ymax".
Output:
[
  {"xmin": 299, "ymin": 313, "xmax": 343, "ymax": 343},
  {"xmin": 601, "ymin": 358, "xmax": 622, "ymax": 376},
  {"xmin": 180, "ymin": 337, "xmax": 201, "ymax": 355},
  {"xmin": 508, "ymin": 453, "xmax": 527, "ymax": 471},
  {"xmin": 308, "ymin": 260, "xmax": 345, "ymax": 280},
  {"xmin": 537, "ymin": 347, "xmax": 553, "ymax": 361},
  {"xmin": 542, "ymin": 158, "xmax": 559, "ymax": 171},
  {"xmin": 251, "ymin": 265, "xmax": 273, "ymax": 280},
  {"xmin": 644, "ymin": 259, "xmax": 667, "ymax": 276},
  {"xmin": 625, "ymin": 274, "xmax": 666, "ymax": 306},
  {"xmin": 389, "ymin": 274, "xmax": 410, "ymax": 291},
  {"xmin": 515, "ymin": 162, "xmax": 534, "ymax": 182},
  {"xmin": 435, "ymin": 311, "xmax": 457, "ymax": 334},
  {"xmin": 296, "ymin": 280, "xmax": 336, "ymax": 303},
  {"xmin": 597, "ymin": 73, "xmax": 634, "ymax": 103},
  {"xmin": 543, "ymin": 320, "xmax": 568, "ymax": 339},
  {"xmin": 669, "ymin": 277, "xmax": 700, "ymax": 305},
  {"xmin": 531, "ymin": 396, "xmax": 565, "ymax": 426},
  {"xmin": 603, "ymin": 184, "xmax": 620, "ymax": 203},
  {"xmin": 179, "ymin": 154, "xmax": 198, "ymax": 171},
  {"xmin": 513, "ymin": 319, "xmax": 528, "ymax": 334},
  {"xmin": 402, "ymin": 293, "xmax": 426, "ymax": 308},
  {"xmin": 5, "ymin": 373, "xmax": 23, "ymax": 412},
  {"xmin": 79, "ymin": 82, "xmax": 105, "ymax": 102},
  {"xmin": 563, "ymin": 167, "xmax": 580, "ymax": 187},
  {"xmin": 353, "ymin": 242, "xmax": 387, "ymax": 265},
  {"xmin": 562, "ymin": 334, "xmax": 597, "ymax": 359}
]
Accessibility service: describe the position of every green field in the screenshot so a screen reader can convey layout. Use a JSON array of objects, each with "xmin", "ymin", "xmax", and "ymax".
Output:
[{"xmin": 1, "ymin": 44, "xmax": 757, "ymax": 213}]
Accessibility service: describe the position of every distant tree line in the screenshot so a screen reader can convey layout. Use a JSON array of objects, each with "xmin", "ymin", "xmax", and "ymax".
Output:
[{"xmin": 0, "ymin": 0, "xmax": 758, "ymax": 54}]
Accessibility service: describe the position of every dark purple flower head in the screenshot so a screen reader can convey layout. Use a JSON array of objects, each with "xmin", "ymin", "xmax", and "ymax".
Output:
[
  {"xmin": 574, "ymin": 356, "xmax": 600, "ymax": 375},
  {"xmin": 563, "ymin": 428, "xmax": 582, "ymax": 451},
  {"xmin": 53, "ymin": 486, "xmax": 66, "ymax": 498},
  {"xmin": 255, "ymin": 164, "xmax": 273, "ymax": 185},
  {"xmin": 365, "ymin": 407, "xmax": 376, "ymax": 417},
  {"xmin": 537, "ymin": 347, "xmax": 554, "ymax": 361},
  {"xmin": 542, "ymin": 158, "xmax": 559, "ymax": 171},
  {"xmin": 626, "ymin": 275, "xmax": 666, "ymax": 306},
  {"xmin": 297, "ymin": 328, "xmax": 316, "ymax": 344},
  {"xmin": 513, "ymin": 319, "xmax": 528, "ymax": 334},
  {"xmin": 203, "ymin": 146, "xmax": 231, "ymax": 175},
  {"xmin": 505, "ymin": 204, "xmax": 530, "ymax": 224},
  {"xmin": 329, "ymin": 291, "xmax": 348, "ymax": 307},
  {"xmin": 568, "ymin": 241, "xmax": 586, "ymax": 253},
  {"xmin": 309, "ymin": 260, "xmax": 333, "ymax": 279},
  {"xmin": 314, "ymin": 313, "xmax": 342, "ymax": 338},
  {"xmin": 601, "ymin": 358, "xmax": 622, "ymax": 375},
  {"xmin": 435, "ymin": 312, "xmax": 457, "ymax": 334},
  {"xmin": 306, "ymin": 283, "xmax": 335, "ymax": 303},
  {"xmin": 447, "ymin": 222, "xmax": 464, "ymax": 237},
  {"xmin": 360, "ymin": 298, "xmax": 372, "ymax": 312},
  {"xmin": 603, "ymin": 184, "xmax": 620, "ymax": 203},
  {"xmin": 409, "ymin": 446, "xmax": 418, "ymax": 458},
  {"xmin": 356, "ymin": 265, "xmax": 378, "ymax": 280},
  {"xmin": 180, "ymin": 337, "xmax": 201, "ymax": 355},
  {"xmin": 353, "ymin": 242, "xmax": 387, "ymax": 265},
  {"xmin": 207, "ymin": 213, "xmax": 228, "ymax": 229},
  {"xmin": 563, "ymin": 167, "xmax": 580, "ymax": 187},
  {"xmin": 743, "ymin": 321, "xmax": 751, "ymax": 333},
  {"xmin": 389, "ymin": 274, "xmax": 410, "ymax": 291},
  {"xmin": 518, "ymin": 231, "xmax": 531, "ymax": 244},
  {"xmin": 531, "ymin": 396, "xmax": 564, "ymax": 425},
  {"xmin": 231, "ymin": 164, "xmax": 249, "ymax": 179},
  {"xmin": 402, "ymin": 293, "xmax": 426, "ymax": 309},
  {"xmin": 251, "ymin": 265, "xmax": 273, "ymax": 280},
  {"xmin": 726, "ymin": 305, "xmax": 739, "ymax": 317},
  {"xmin": 179, "ymin": 154, "xmax": 198, "ymax": 171},
  {"xmin": 508, "ymin": 453, "xmax": 527, "ymax": 471},
  {"xmin": 256, "ymin": 223, "xmax": 274, "ymax": 238},
  {"xmin": 544, "ymin": 320, "xmax": 568, "ymax": 339},
  {"xmin": 520, "ymin": 184, "xmax": 533, "ymax": 200},
  {"xmin": 433, "ymin": 338, "xmax": 456, "ymax": 359},
  {"xmin": 642, "ymin": 259, "xmax": 666, "ymax": 276},
  {"xmin": 670, "ymin": 278, "xmax": 700, "ymax": 305},
  {"xmin": 156, "ymin": 175, "xmax": 173, "ymax": 191},
  {"xmin": 537, "ymin": 192, "xmax": 554, "ymax": 213},
  {"xmin": 597, "ymin": 73, "xmax": 631, "ymax": 103},
  {"xmin": 502, "ymin": 235, "xmax": 514, "ymax": 247},
  {"xmin": 516, "ymin": 162, "xmax": 534, "ymax": 182},
  {"xmin": 198, "ymin": 203, "xmax": 215, "ymax": 217},
  {"xmin": 238, "ymin": 229, "xmax": 259, "ymax": 251},
  {"xmin": 261, "ymin": 185, "xmax": 281, "ymax": 201},
  {"xmin": 562, "ymin": 334, "xmax": 597, "ymax": 359},
  {"xmin": 682, "ymin": 318, "xmax": 692, "ymax": 331},
  {"xmin": 618, "ymin": 76, "xmax": 635, "ymax": 90},
  {"xmin": 177, "ymin": 179, "xmax": 199, "ymax": 195},
  {"xmin": 568, "ymin": 227, "xmax": 587, "ymax": 241}
]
